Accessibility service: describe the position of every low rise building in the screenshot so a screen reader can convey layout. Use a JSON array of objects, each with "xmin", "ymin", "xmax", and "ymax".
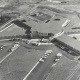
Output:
[{"xmin": 18, "ymin": 5, "xmax": 69, "ymax": 38}]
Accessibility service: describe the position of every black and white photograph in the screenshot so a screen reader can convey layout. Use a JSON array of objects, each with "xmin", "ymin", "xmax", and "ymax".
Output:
[{"xmin": 0, "ymin": 0, "xmax": 80, "ymax": 80}]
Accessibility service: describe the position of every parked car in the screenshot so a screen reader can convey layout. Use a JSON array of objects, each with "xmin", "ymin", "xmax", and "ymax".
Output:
[
  {"xmin": 39, "ymin": 58, "xmax": 44, "ymax": 62},
  {"xmin": 42, "ymin": 55, "xmax": 48, "ymax": 59},
  {"xmin": 53, "ymin": 53, "xmax": 62, "ymax": 62},
  {"xmin": 0, "ymin": 46, "xmax": 3, "ymax": 50},
  {"xmin": 30, "ymin": 42, "xmax": 38, "ymax": 46},
  {"xmin": 8, "ymin": 49, "xmax": 12, "ymax": 52}
]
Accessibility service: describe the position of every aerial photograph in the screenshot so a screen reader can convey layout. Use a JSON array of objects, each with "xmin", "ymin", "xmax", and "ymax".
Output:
[{"xmin": 0, "ymin": 0, "xmax": 80, "ymax": 80}]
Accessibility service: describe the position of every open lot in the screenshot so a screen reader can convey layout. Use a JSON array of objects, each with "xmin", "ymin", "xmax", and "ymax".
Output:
[{"xmin": 0, "ymin": 45, "xmax": 46, "ymax": 80}]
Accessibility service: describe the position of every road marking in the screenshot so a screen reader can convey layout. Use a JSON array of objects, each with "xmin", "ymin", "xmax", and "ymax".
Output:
[
  {"xmin": 0, "ymin": 44, "xmax": 20, "ymax": 64},
  {"xmin": 66, "ymin": 64, "xmax": 80, "ymax": 80},
  {"xmin": 0, "ymin": 19, "xmax": 14, "ymax": 30},
  {"xmin": 0, "ymin": 23, "xmax": 14, "ymax": 32},
  {"xmin": 23, "ymin": 61, "xmax": 39, "ymax": 80}
]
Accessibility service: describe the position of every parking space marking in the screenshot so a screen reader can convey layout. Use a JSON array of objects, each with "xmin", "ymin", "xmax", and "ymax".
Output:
[{"xmin": 23, "ymin": 61, "xmax": 39, "ymax": 80}]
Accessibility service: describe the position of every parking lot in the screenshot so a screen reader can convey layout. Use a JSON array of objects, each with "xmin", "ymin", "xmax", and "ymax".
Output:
[{"xmin": 0, "ymin": 45, "xmax": 46, "ymax": 80}]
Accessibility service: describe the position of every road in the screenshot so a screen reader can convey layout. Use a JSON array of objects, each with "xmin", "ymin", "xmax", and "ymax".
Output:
[
  {"xmin": 0, "ymin": 19, "xmax": 15, "ymax": 31},
  {"xmin": 0, "ymin": 23, "xmax": 14, "ymax": 32}
]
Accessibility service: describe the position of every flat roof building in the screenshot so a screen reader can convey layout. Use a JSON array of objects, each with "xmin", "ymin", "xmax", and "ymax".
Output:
[
  {"xmin": 30, "ymin": 15, "xmax": 67, "ymax": 34},
  {"xmin": 18, "ymin": 5, "xmax": 69, "ymax": 38},
  {"xmin": 53, "ymin": 34, "xmax": 80, "ymax": 56}
]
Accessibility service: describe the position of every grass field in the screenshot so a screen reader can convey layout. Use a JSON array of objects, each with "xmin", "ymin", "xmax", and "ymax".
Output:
[{"xmin": 0, "ymin": 23, "xmax": 26, "ymax": 37}]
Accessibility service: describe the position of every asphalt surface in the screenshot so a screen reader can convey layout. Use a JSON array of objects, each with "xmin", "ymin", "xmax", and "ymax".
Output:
[
  {"xmin": 0, "ymin": 40, "xmax": 77, "ymax": 80},
  {"xmin": 24, "ymin": 46, "xmax": 60, "ymax": 80},
  {"xmin": 0, "ymin": 43, "xmax": 14, "ymax": 61},
  {"xmin": 23, "ymin": 44, "xmax": 76, "ymax": 80},
  {"xmin": 0, "ymin": 41, "xmax": 46, "ymax": 80}
]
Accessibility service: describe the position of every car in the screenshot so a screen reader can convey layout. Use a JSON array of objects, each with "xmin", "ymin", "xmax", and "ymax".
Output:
[
  {"xmin": 64, "ymin": 48, "xmax": 69, "ymax": 52},
  {"xmin": 0, "ymin": 46, "xmax": 3, "ymax": 50},
  {"xmin": 16, "ymin": 38, "xmax": 22, "ymax": 41},
  {"xmin": 67, "ymin": 50, "xmax": 72, "ymax": 54},
  {"xmin": 74, "ymin": 56, "xmax": 80, "ymax": 60},
  {"xmin": 44, "ymin": 52, "xmax": 50, "ymax": 56},
  {"xmin": 56, "ymin": 53, "xmax": 62, "ymax": 58},
  {"xmin": 46, "ymin": 50, "xmax": 52, "ymax": 53},
  {"xmin": 14, "ymin": 42, "xmax": 19, "ymax": 44},
  {"xmin": 46, "ymin": 53, "xmax": 50, "ymax": 56},
  {"xmin": 44, "ymin": 50, "xmax": 52, "ymax": 55},
  {"xmin": 42, "ymin": 55, "xmax": 48, "ymax": 59},
  {"xmin": 54, "ymin": 58, "xmax": 60, "ymax": 62},
  {"xmin": 31, "ymin": 42, "xmax": 38, "ymax": 46},
  {"xmin": 8, "ymin": 49, "xmax": 12, "ymax": 52},
  {"xmin": 39, "ymin": 58, "xmax": 44, "ymax": 62},
  {"xmin": 10, "ymin": 38, "xmax": 22, "ymax": 41},
  {"xmin": 60, "ymin": 46, "xmax": 65, "ymax": 49},
  {"xmin": 53, "ymin": 53, "xmax": 62, "ymax": 62},
  {"xmin": 21, "ymin": 19, "xmax": 26, "ymax": 22},
  {"xmin": 61, "ymin": 1, "xmax": 67, "ymax": 3},
  {"xmin": 9, "ymin": 39, "xmax": 13, "ymax": 41},
  {"xmin": 48, "ymin": 51, "xmax": 52, "ymax": 54},
  {"xmin": 54, "ymin": 18, "xmax": 60, "ymax": 21},
  {"xmin": 12, "ymin": 38, "xmax": 16, "ymax": 41}
]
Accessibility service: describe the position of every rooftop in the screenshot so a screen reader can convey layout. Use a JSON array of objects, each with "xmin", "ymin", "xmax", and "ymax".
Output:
[
  {"xmin": 55, "ymin": 34, "xmax": 80, "ymax": 53},
  {"xmin": 18, "ymin": 5, "xmax": 68, "ymax": 34},
  {"xmin": 31, "ymin": 16, "xmax": 67, "ymax": 34},
  {"xmin": 23, "ymin": 14, "xmax": 67, "ymax": 34}
]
